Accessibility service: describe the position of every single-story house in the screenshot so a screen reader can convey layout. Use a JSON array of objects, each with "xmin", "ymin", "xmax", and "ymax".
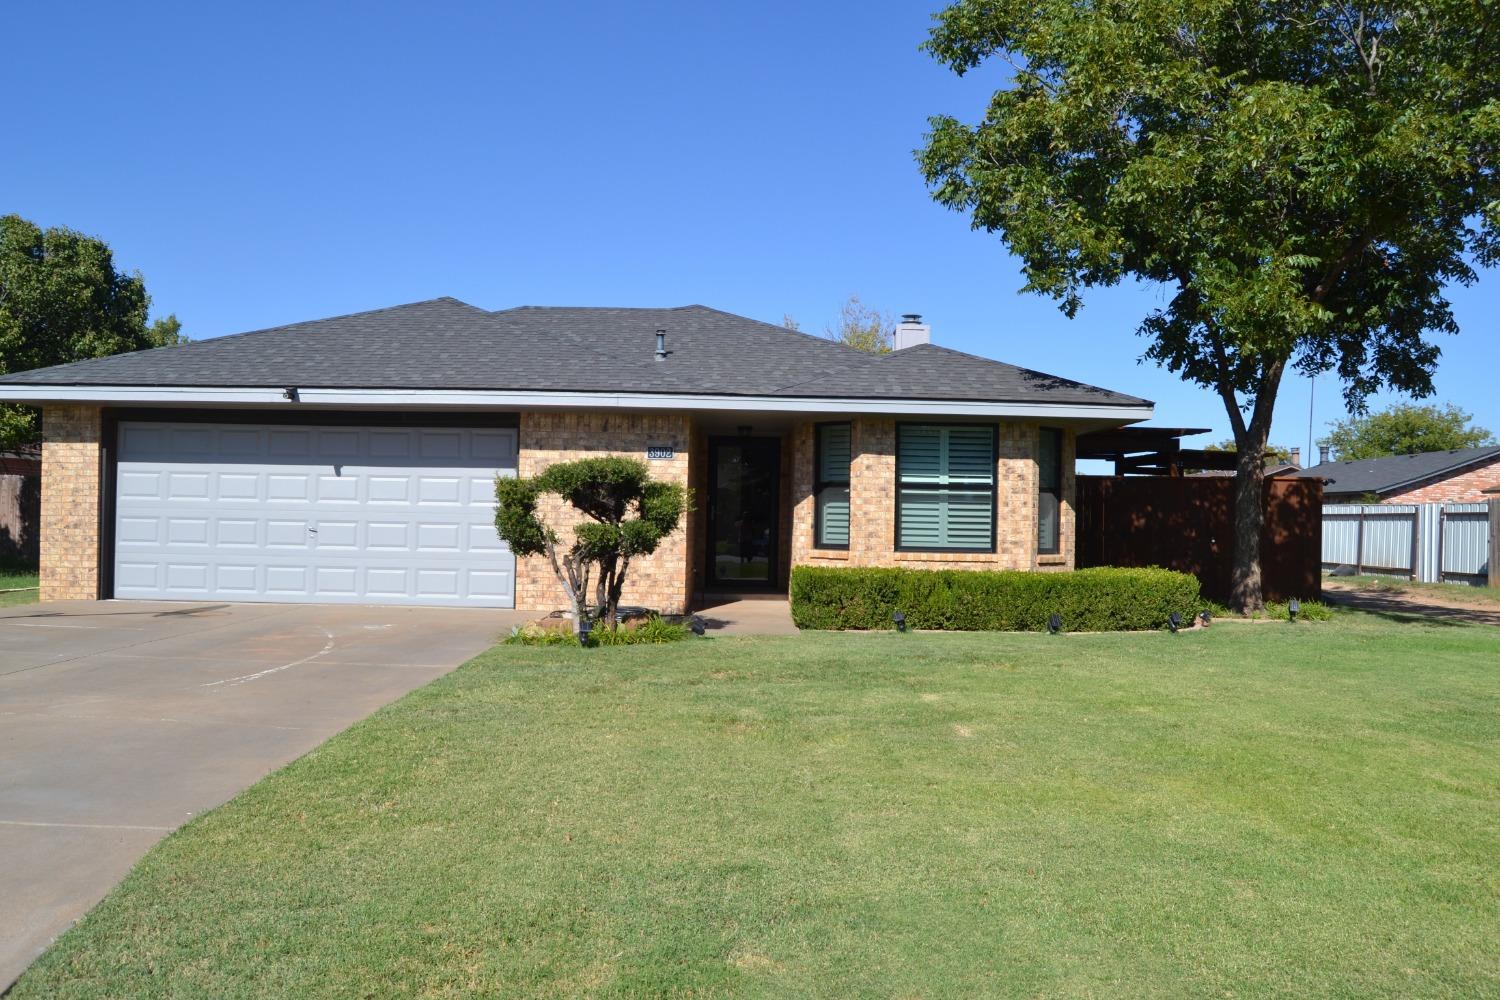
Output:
[
  {"xmin": 0, "ymin": 298, "xmax": 1152, "ymax": 611},
  {"xmin": 1297, "ymin": 445, "xmax": 1500, "ymax": 504}
]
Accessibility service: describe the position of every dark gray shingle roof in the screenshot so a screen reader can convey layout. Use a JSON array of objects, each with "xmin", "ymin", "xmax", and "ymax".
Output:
[
  {"xmin": 1297, "ymin": 446, "xmax": 1500, "ymax": 496},
  {"xmin": 0, "ymin": 297, "xmax": 1148, "ymax": 406}
]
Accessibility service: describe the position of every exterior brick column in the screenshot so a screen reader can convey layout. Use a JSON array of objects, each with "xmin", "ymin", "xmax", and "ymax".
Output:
[
  {"xmin": 40, "ymin": 405, "xmax": 103, "ymax": 601},
  {"xmin": 514, "ymin": 411, "xmax": 694, "ymax": 614}
]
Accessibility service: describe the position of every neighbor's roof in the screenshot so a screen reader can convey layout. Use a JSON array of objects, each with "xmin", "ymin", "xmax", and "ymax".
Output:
[
  {"xmin": 0, "ymin": 297, "xmax": 1148, "ymax": 408},
  {"xmin": 1297, "ymin": 446, "xmax": 1500, "ymax": 496}
]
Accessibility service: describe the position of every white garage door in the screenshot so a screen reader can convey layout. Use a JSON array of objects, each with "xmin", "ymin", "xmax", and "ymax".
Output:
[{"xmin": 113, "ymin": 421, "xmax": 517, "ymax": 607}]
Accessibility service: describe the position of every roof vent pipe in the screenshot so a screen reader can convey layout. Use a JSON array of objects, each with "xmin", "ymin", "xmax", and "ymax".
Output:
[
  {"xmin": 655, "ymin": 328, "xmax": 667, "ymax": 360},
  {"xmin": 893, "ymin": 314, "xmax": 931, "ymax": 351}
]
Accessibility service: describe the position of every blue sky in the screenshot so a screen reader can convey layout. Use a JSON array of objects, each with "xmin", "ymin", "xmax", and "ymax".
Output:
[{"xmin": 6, "ymin": 1, "xmax": 1496, "ymax": 458}]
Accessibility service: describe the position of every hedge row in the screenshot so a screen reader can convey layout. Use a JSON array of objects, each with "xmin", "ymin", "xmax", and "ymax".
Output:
[{"xmin": 790, "ymin": 565, "xmax": 1203, "ymax": 632}]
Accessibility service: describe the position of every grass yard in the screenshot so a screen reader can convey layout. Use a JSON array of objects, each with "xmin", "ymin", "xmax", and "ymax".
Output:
[
  {"xmin": 0, "ymin": 560, "xmax": 38, "ymax": 607},
  {"xmin": 13, "ymin": 612, "xmax": 1500, "ymax": 998}
]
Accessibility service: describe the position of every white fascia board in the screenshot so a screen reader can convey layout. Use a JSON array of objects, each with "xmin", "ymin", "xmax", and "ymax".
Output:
[{"xmin": 0, "ymin": 384, "xmax": 1154, "ymax": 422}]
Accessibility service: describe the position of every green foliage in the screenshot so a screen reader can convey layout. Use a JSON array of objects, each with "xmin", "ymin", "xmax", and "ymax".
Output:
[
  {"xmin": 1322, "ymin": 403, "xmax": 1496, "ymax": 460},
  {"xmin": 917, "ymin": 0, "xmax": 1500, "ymax": 609},
  {"xmin": 0, "ymin": 215, "xmax": 184, "ymax": 450},
  {"xmin": 822, "ymin": 294, "xmax": 893, "ymax": 353},
  {"xmin": 790, "ymin": 565, "xmax": 1202, "ymax": 632},
  {"xmin": 494, "ymin": 456, "xmax": 690, "ymax": 627},
  {"xmin": 504, "ymin": 615, "xmax": 692, "ymax": 647}
]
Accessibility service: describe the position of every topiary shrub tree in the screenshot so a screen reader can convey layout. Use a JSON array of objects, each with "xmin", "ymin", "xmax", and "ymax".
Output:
[{"xmin": 495, "ymin": 456, "xmax": 689, "ymax": 629}]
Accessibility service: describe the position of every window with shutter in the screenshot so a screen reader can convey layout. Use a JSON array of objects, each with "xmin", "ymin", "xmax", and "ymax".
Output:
[
  {"xmin": 815, "ymin": 423, "xmax": 852, "ymax": 549},
  {"xmin": 1038, "ymin": 427, "xmax": 1062, "ymax": 554},
  {"xmin": 896, "ymin": 424, "xmax": 996, "ymax": 551}
]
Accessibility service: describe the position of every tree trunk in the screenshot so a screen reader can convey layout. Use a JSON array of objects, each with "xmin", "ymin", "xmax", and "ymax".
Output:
[
  {"xmin": 1222, "ymin": 360, "xmax": 1285, "ymax": 614},
  {"xmin": 1229, "ymin": 441, "xmax": 1268, "ymax": 613}
]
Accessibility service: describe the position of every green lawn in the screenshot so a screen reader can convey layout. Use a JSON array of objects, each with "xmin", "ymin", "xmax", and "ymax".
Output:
[
  {"xmin": 14, "ymin": 613, "xmax": 1500, "ymax": 998},
  {"xmin": 0, "ymin": 560, "xmax": 38, "ymax": 607}
]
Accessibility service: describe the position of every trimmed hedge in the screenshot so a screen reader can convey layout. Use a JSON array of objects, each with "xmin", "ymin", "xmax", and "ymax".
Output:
[{"xmin": 790, "ymin": 565, "xmax": 1203, "ymax": 632}]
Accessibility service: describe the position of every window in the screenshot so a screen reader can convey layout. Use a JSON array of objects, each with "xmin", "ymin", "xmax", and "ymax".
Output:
[
  {"xmin": 1038, "ymin": 427, "xmax": 1063, "ymax": 554},
  {"xmin": 815, "ymin": 423, "xmax": 851, "ymax": 549},
  {"xmin": 896, "ymin": 424, "xmax": 996, "ymax": 551}
]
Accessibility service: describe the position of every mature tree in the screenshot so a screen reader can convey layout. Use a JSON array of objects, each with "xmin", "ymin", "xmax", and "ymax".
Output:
[
  {"xmin": 0, "ymin": 215, "xmax": 185, "ymax": 450},
  {"xmin": 1323, "ymin": 402, "xmax": 1496, "ymax": 460},
  {"xmin": 823, "ymin": 295, "xmax": 894, "ymax": 353},
  {"xmin": 919, "ymin": 1, "xmax": 1500, "ymax": 610},
  {"xmin": 495, "ymin": 456, "xmax": 689, "ymax": 629}
]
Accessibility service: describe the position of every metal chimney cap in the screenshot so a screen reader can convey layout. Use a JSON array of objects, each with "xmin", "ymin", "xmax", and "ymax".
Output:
[{"xmin": 900, "ymin": 313, "xmax": 923, "ymax": 324}]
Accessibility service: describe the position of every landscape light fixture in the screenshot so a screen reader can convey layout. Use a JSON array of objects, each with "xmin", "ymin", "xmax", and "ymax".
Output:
[
  {"xmin": 893, "ymin": 611, "xmax": 907, "ymax": 633},
  {"xmin": 576, "ymin": 617, "xmax": 592, "ymax": 647},
  {"xmin": 689, "ymin": 616, "xmax": 706, "ymax": 636},
  {"xmin": 1198, "ymin": 610, "xmax": 1213, "ymax": 627},
  {"xmin": 1168, "ymin": 612, "xmax": 1182, "ymax": 634},
  {"xmin": 1047, "ymin": 613, "xmax": 1062, "ymax": 635},
  {"xmin": 1288, "ymin": 598, "xmax": 1301, "ymax": 622}
]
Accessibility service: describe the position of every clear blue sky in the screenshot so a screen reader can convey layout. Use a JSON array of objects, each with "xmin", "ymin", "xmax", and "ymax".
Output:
[{"xmin": 6, "ymin": 2, "xmax": 1496, "ymax": 458}]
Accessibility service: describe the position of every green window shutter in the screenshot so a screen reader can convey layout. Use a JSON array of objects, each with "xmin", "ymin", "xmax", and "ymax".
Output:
[
  {"xmin": 816, "ymin": 424, "xmax": 853, "ymax": 548},
  {"xmin": 897, "ymin": 426, "xmax": 944, "ymax": 483},
  {"xmin": 818, "ymin": 486, "xmax": 850, "ymax": 546},
  {"xmin": 945, "ymin": 426, "xmax": 994, "ymax": 483},
  {"xmin": 896, "ymin": 425, "xmax": 996, "ymax": 550},
  {"xmin": 818, "ymin": 424, "xmax": 851, "ymax": 484}
]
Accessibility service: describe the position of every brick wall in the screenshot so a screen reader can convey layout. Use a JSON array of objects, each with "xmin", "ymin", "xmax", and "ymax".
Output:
[
  {"xmin": 789, "ymin": 417, "xmax": 1075, "ymax": 573},
  {"xmin": 1383, "ymin": 456, "xmax": 1500, "ymax": 504},
  {"xmin": 515, "ymin": 411, "xmax": 694, "ymax": 614},
  {"xmin": 40, "ymin": 405, "xmax": 102, "ymax": 601}
]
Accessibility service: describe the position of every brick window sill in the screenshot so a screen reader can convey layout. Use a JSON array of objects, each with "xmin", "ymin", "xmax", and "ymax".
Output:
[
  {"xmin": 1036, "ymin": 554, "xmax": 1069, "ymax": 567},
  {"xmin": 804, "ymin": 549, "xmax": 851, "ymax": 561},
  {"xmin": 894, "ymin": 551, "xmax": 1001, "ymax": 564}
]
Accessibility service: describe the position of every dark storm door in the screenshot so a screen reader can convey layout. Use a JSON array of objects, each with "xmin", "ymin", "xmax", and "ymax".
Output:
[{"xmin": 707, "ymin": 437, "xmax": 780, "ymax": 588}]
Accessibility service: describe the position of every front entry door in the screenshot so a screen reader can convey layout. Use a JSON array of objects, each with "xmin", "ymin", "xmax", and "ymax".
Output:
[{"xmin": 707, "ymin": 437, "xmax": 780, "ymax": 588}]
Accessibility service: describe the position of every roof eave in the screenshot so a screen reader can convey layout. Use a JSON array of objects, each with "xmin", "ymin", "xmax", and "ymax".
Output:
[{"xmin": 0, "ymin": 383, "xmax": 1155, "ymax": 421}]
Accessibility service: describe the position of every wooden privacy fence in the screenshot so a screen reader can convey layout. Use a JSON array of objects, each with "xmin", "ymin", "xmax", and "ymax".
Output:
[
  {"xmin": 1322, "ymin": 501, "xmax": 1494, "ymax": 585},
  {"xmin": 1076, "ymin": 476, "xmax": 1322, "ymax": 603},
  {"xmin": 0, "ymin": 473, "xmax": 40, "ymax": 564}
]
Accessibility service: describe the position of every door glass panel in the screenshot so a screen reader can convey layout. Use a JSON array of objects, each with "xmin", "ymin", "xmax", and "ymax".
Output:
[{"xmin": 712, "ymin": 441, "xmax": 776, "ymax": 584}]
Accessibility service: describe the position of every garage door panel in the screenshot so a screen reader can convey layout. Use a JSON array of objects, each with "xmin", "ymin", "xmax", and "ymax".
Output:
[{"xmin": 113, "ymin": 421, "xmax": 516, "ymax": 607}]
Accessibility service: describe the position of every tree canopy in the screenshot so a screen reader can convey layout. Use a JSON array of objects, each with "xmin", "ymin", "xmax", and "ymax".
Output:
[
  {"xmin": 495, "ymin": 456, "xmax": 689, "ymax": 629},
  {"xmin": 1323, "ymin": 402, "xmax": 1496, "ymax": 460},
  {"xmin": 918, "ymin": 0, "xmax": 1499, "ymax": 608},
  {"xmin": 1, "ymin": 214, "xmax": 185, "ymax": 450}
]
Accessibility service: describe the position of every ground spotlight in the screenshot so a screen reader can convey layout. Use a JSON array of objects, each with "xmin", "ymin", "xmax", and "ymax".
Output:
[
  {"xmin": 893, "ymin": 611, "xmax": 907, "ymax": 633},
  {"xmin": 689, "ymin": 616, "xmax": 706, "ymax": 636},
  {"xmin": 1198, "ymin": 610, "xmax": 1212, "ymax": 627},
  {"xmin": 1168, "ymin": 612, "xmax": 1182, "ymax": 633},
  {"xmin": 577, "ymin": 616, "xmax": 592, "ymax": 647},
  {"xmin": 1288, "ymin": 598, "xmax": 1301, "ymax": 622},
  {"xmin": 1047, "ymin": 613, "xmax": 1062, "ymax": 635}
]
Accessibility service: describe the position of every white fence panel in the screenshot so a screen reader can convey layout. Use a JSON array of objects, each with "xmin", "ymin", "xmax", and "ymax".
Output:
[
  {"xmin": 1322, "ymin": 501, "xmax": 1493, "ymax": 584},
  {"xmin": 1441, "ymin": 503, "xmax": 1490, "ymax": 580}
]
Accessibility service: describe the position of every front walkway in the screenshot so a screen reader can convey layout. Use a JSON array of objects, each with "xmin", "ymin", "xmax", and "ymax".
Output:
[
  {"xmin": 0, "ymin": 599, "xmax": 523, "ymax": 990},
  {"xmin": 693, "ymin": 596, "xmax": 799, "ymax": 635}
]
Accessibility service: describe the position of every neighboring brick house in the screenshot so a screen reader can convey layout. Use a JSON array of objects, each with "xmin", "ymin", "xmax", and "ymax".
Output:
[
  {"xmin": 1297, "ymin": 445, "xmax": 1500, "ymax": 504},
  {"xmin": 0, "ymin": 298, "xmax": 1151, "ymax": 611}
]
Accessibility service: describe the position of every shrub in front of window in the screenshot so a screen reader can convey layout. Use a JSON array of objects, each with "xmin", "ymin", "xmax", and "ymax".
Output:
[{"xmin": 789, "ymin": 565, "xmax": 1203, "ymax": 632}]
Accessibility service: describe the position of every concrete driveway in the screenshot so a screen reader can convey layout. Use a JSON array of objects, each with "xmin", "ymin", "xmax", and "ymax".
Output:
[{"xmin": 0, "ymin": 599, "xmax": 523, "ymax": 990}]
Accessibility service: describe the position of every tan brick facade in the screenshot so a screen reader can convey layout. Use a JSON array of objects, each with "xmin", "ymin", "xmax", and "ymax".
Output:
[
  {"xmin": 40, "ymin": 405, "xmax": 103, "ymax": 601},
  {"xmin": 1381, "ymin": 455, "xmax": 1500, "ymax": 504},
  {"xmin": 515, "ymin": 411, "xmax": 695, "ymax": 614},
  {"xmin": 789, "ymin": 417, "xmax": 1075, "ymax": 573}
]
